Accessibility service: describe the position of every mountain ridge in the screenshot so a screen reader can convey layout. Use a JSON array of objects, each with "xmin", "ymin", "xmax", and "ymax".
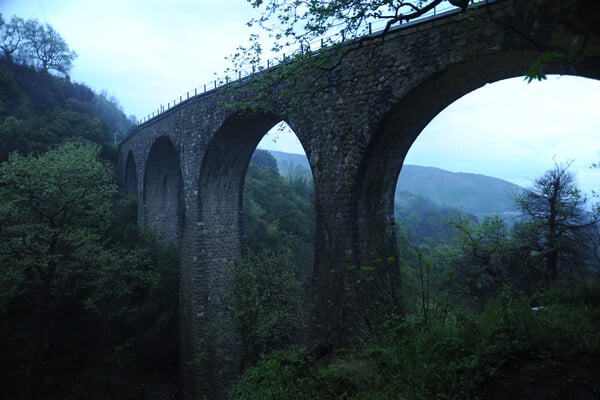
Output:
[{"xmin": 265, "ymin": 150, "xmax": 523, "ymax": 220}]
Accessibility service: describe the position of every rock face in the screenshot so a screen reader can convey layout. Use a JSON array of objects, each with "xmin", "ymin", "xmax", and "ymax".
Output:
[
  {"xmin": 483, "ymin": 358, "xmax": 600, "ymax": 400},
  {"xmin": 117, "ymin": 1, "xmax": 600, "ymax": 398}
]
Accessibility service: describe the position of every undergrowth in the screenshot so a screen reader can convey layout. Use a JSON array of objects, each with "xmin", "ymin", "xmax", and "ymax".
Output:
[{"xmin": 229, "ymin": 281, "xmax": 600, "ymax": 400}]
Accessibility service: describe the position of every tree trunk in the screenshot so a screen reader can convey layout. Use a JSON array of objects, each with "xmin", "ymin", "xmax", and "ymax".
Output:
[{"xmin": 545, "ymin": 248, "xmax": 559, "ymax": 287}]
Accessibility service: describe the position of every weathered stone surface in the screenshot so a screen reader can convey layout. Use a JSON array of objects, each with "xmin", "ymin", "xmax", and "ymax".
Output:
[{"xmin": 117, "ymin": 1, "xmax": 600, "ymax": 398}]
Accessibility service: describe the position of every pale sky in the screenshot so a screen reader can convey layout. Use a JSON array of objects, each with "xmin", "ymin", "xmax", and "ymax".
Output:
[{"xmin": 2, "ymin": 0, "xmax": 599, "ymax": 196}]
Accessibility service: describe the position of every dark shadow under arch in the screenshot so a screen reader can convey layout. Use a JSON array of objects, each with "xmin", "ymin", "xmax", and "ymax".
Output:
[
  {"xmin": 144, "ymin": 136, "xmax": 183, "ymax": 245},
  {"xmin": 198, "ymin": 112, "xmax": 280, "ymax": 237},
  {"xmin": 124, "ymin": 151, "xmax": 138, "ymax": 197}
]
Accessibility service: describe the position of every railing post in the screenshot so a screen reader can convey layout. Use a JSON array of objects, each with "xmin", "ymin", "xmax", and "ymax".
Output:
[
  {"xmin": 195, "ymin": 88, "xmax": 197, "ymax": 96},
  {"xmin": 204, "ymin": 84, "xmax": 207, "ymax": 92},
  {"xmin": 214, "ymin": 81, "xmax": 217, "ymax": 89},
  {"xmin": 239, "ymin": 70, "xmax": 242, "ymax": 79},
  {"xmin": 369, "ymin": 23, "xmax": 372, "ymax": 34}
]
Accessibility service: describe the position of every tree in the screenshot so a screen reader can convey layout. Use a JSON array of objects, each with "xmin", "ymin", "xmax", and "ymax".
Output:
[
  {"xmin": 233, "ymin": 247, "xmax": 306, "ymax": 370},
  {"xmin": 514, "ymin": 162, "xmax": 598, "ymax": 287},
  {"xmin": 0, "ymin": 15, "xmax": 76, "ymax": 75},
  {"xmin": 0, "ymin": 14, "xmax": 26, "ymax": 63},
  {"xmin": 0, "ymin": 142, "xmax": 158, "ymax": 398},
  {"xmin": 446, "ymin": 211, "xmax": 524, "ymax": 303},
  {"xmin": 244, "ymin": 155, "xmax": 315, "ymax": 280},
  {"xmin": 246, "ymin": 0, "xmax": 460, "ymax": 55},
  {"xmin": 22, "ymin": 19, "xmax": 76, "ymax": 75}
]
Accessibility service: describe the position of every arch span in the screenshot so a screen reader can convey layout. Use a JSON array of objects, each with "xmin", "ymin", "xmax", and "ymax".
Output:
[
  {"xmin": 197, "ymin": 112, "xmax": 281, "ymax": 250},
  {"xmin": 143, "ymin": 136, "xmax": 183, "ymax": 245},
  {"xmin": 354, "ymin": 50, "xmax": 600, "ymax": 274},
  {"xmin": 190, "ymin": 111, "xmax": 318, "ymax": 394}
]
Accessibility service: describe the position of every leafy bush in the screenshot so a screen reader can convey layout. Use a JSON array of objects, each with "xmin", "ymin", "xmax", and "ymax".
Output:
[{"xmin": 230, "ymin": 288, "xmax": 600, "ymax": 400}]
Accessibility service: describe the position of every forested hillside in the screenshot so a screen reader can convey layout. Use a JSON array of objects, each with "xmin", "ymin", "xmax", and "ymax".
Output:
[
  {"xmin": 397, "ymin": 165, "xmax": 522, "ymax": 219},
  {"xmin": 0, "ymin": 59, "xmax": 133, "ymax": 160},
  {"xmin": 0, "ymin": 16, "xmax": 178, "ymax": 399}
]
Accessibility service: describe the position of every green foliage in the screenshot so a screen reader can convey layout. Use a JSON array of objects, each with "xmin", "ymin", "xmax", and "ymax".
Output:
[
  {"xmin": 514, "ymin": 161, "xmax": 598, "ymax": 287},
  {"xmin": 231, "ymin": 284, "xmax": 600, "ymax": 400},
  {"xmin": 525, "ymin": 29, "xmax": 600, "ymax": 83},
  {"xmin": 400, "ymin": 160, "xmax": 600, "ymax": 314},
  {"xmin": 234, "ymin": 247, "xmax": 307, "ymax": 369},
  {"xmin": 235, "ymin": 150, "xmax": 315, "ymax": 371},
  {"xmin": 0, "ymin": 142, "xmax": 117, "ymax": 299},
  {"xmin": 0, "ymin": 143, "xmax": 180, "ymax": 398},
  {"xmin": 0, "ymin": 46, "xmax": 130, "ymax": 162},
  {"xmin": 224, "ymin": 0, "xmax": 476, "ymax": 114},
  {"xmin": 446, "ymin": 212, "xmax": 520, "ymax": 303},
  {"xmin": 245, "ymin": 0, "xmax": 447, "ymax": 53},
  {"xmin": 93, "ymin": 90, "xmax": 134, "ymax": 142},
  {"xmin": 230, "ymin": 348, "xmax": 320, "ymax": 400},
  {"xmin": 244, "ymin": 155, "xmax": 315, "ymax": 280},
  {"xmin": 395, "ymin": 193, "xmax": 456, "ymax": 246}
]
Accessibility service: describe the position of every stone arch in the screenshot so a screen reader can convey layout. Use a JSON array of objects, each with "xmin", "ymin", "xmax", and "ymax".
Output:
[
  {"xmin": 198, "ymin": 112, "xmax": 278, "ymax": 251},
  {"xmin": 354, "ymin": 50, "xmax": 600, "ymax": 265},
  {"xmin": 197, "ymin": 113, "xmax": 315, "ymax": 258},
  {"xmin": 143, "ymin": 136, "xmax": 183, "ymax": 245},
  {"xmin": 191, "ymin": 111, "xmax": 315, "ymax": 394},
  {"xmin": 124, "ymin": 151, "xmax": 138, "ymax": 197}
]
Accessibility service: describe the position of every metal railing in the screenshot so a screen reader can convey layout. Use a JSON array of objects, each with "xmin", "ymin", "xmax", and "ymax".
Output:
[{"xmin": 133, "ymin": 1, "xmax": 489, "ymax": 128}]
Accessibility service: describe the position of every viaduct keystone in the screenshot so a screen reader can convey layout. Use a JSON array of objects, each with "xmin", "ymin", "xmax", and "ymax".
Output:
[{"xmin": 117, "ymin": 0, "xmax": 600, "ymax": 398}]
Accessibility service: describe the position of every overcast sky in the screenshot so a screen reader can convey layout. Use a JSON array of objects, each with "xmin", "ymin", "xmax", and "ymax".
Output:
[{"xmin": 2, "ymin": 0, "xmax": 599, "ymax": 196}]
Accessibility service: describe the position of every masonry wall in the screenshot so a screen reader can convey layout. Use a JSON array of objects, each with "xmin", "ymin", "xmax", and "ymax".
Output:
[{"xmin": 117, "ymin": 0, "xmax": 600, "ymax": 398}]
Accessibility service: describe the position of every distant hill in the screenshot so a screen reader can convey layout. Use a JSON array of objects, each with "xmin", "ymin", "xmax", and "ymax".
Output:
[
  {"xmin": 266, "ymin": 150, "xmax": 522, "ymax": 221},
  {"xmin": 269, "ymin": 150, "xmax": 311, "ymax": 178},
  {"xmin": 397, "ymin": 165, "xmax": 522, "ymax": 221},
  {"xmin": 0, "ymin": 58, "xmax": 133, "ymax": 161}
]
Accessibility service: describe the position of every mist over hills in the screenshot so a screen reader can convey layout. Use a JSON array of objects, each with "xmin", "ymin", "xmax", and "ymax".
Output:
[
  {"xmin": 267, "ymin": 150, "xmax": 523, "ymax": 220},
  {"xmin": 397, "ymin": 165, "xmax": 522, "ymax": 220}
]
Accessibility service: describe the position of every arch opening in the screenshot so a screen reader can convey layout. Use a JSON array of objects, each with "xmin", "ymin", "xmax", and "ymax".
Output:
[
  {"xmin": 251, "ymin": 122, "xmax": 316, "ymax": 282},
  {"xmin": 143, "ymin": 136, "xmax": 183, "ymax": 245},
  {"xmin": 196, "ymin": 115, "xmax": 316, "ymax": 373},
  {"xmin": 358, "ymin": 67, "xmax": 600, "ymax": 312}
]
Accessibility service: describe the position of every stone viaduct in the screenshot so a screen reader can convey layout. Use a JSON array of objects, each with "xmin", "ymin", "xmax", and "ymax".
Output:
[{"xmin": 117, "ymin": 0, "xmax": 600, "ymax": 398}]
